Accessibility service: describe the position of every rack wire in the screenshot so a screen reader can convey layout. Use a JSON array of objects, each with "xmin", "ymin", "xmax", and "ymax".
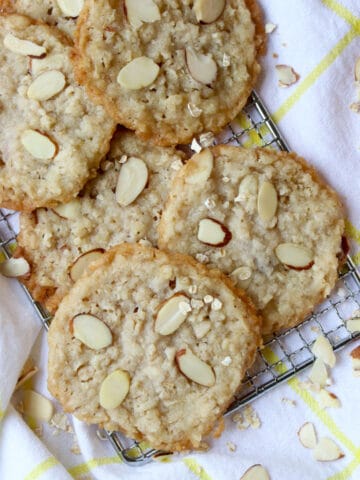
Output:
[{"xmin": 0, "ymin": 91, "xmax": 359, "ymax": 466}]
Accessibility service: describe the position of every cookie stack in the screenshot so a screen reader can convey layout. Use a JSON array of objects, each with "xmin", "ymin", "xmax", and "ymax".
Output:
[{"xmin": 0, "ymin": 1, "xmax": 345, "ymax": 452}]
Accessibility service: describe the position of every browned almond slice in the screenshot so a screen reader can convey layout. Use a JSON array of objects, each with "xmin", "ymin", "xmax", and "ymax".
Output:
[
  {"xmin": 69, "ymin": 249, "xmax": 105, "ymax": 282},
  {"xmin": 4, "ymin": 33, "xmax": 46, "ymax": 58},
  {"xmin": 52, "ymin": 199, "xmax": 81, "ymax": 220},
  {"xmin": 125, "ymin": 0, "xmax": 160, "ymax": 29},
  {"xmin": 22, "ymin": 390, "xmax": 54, "ymax": 422},
  {"xmin": 308, "ymin": 358, "xmax": 328, "ymax": 387},
  {"xmin": 311, "ymin": 335, "xmax": 336, "ymax": 368},
  {"xmin": 176, "ymin": 348, "xmax": 215, "ymax": 387},
  {"xmin": 99, "ymin": 370, "xmax": 130, "ymax": 409},
  {"xmin": 185, "ymin": 47, "xmax": 217, "ymax": 84},
  {"xmin": 257, "ymin": 181, "xmax": 277, "ymax": 222},
  {"xmin": 318, "ymin": 389, "xmax": 341, "ymax": 409},
  {"xmin": 21, "ymin": 129, "xmax": 57, "ymax": 160},
  {"xmin": 355, "ymin": 58, "xmax": 360, "ymax": 81},
  {"xmin": 31, "ymin": 54, "xmax": 65, "ymax": 76},
  {"xmin": 115, "ymin": 157, "xmax": 148, "ymax": 206},
  {"xmin": 0, "ymin": 257, "xmax": 30, "ymax": 277},
  {"xmin": 240, "ymin": 464, "xmax": 270, "ymax": 480},
  {"xmin": 197, "ymin": 218, "xmax": 232, "ymax": 247},
  {"xmin": 186, "ymin": 149, "xmax": 213, "ymax": 185},
  {"xmin": 313, "ymin": 437, "xmax": 344, "ymax": 462},
  {"xmin": 346, "ymin": 318, "xmax": 360, "ymax": 333},
  {"xmin": 72, "ymin": 314, "xmax": 112, "ymax": 350},
  {"xmin": 57, "ymin": 0, "xmax": 84, "ymax": 17},
  {"xmin": 275, "ymin": 243, "xmax": 314, "ymax": 269},
  {"xmin": 155, "ymin": 294, "xmax": 190, "ymax": 335},
  {"xmin": 298, "ymin": 422, "xmax": 317, "ymax": 449},
  {"xmin": 117, "ymin": 57, "xmax": 160, "ymax": 90},
  {"xmin": 276, "ymin": 64, "xmax": 299, "ymax": 87},
  {"xmin": 193, "ymin": 0, "xmax": 225, "ymax": 23},
  {"xmin": 27, "ymin": 70, "xmax": 66, "ymax": 101}
]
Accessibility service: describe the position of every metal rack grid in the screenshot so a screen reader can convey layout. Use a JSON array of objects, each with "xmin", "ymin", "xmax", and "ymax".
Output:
[{"xmin": 0, "ymin": 91, "xmax": 359, "ymax": 466}]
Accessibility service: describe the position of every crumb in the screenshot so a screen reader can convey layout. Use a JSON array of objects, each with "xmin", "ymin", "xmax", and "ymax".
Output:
[
  {"xmin": 272, "ymin": 53, "xmax": 279, "ymax": 59},
  {"xmin": 282, "ymin": 397, "xmax": 296, "ymax": 407},
  {"xmin": 226, "ymin": 441, "xmax": 237, "ymax": 452}
]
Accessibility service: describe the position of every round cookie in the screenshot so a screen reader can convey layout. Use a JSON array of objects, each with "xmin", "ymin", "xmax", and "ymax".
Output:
[
  {"xmin": 0, "ymin": 14, "xmax": 115, "ymax": 211},
  {"xmin": 74, "ymin": 0, "xmax": 265, "ymax": 146},
  {"xmin": 48, "ymin": 243, "xmax": 262, "ymax": 451},
  {"xmin": 0, "ymin": 0, "xmax": 82, "ymax": 37},
  {"xmin": 16, "ymin": 129, "xmax": 186, "ymax": 313},
  {"xmin": 158, "ymin": 146, "xmax": 345, "ymax": 334}
]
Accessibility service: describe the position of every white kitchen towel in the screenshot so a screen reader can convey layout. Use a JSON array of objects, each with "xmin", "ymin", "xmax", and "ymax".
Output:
[{"xmin": 0, "ymin": 0, "xmax": 360, "ymax": 479}]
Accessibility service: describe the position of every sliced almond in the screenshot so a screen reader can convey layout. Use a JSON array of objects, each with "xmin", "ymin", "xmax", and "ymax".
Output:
[
  {"xmin": 52, "ymin": 199, "xmax": 81, "ymax": 220},
  {"xmin": 346, "ymin": 318, "xmax": 360, "ymax": 333},
  {"xmin": 193, "ymin": 321, "xmax": 211, "ymax": 339},
  {"xmin": 309, "ymin": 358, "xmax": 328, "ymax": 387},
  {"xmin": 257, "ymin": 181, "xmax": 277, "ymax": 222},
  {"xmin": 318, "ymin": 389, "xmax": 341, "ymax": 409},
  {"xmin": 355, "ymin": 58, "xmax": 360, "ymax": 82},
  {"xmin": 186, "ymin": 149, "xmax": 213, "ymax": 185},
  {"xmin": 155, "ymin": 294, "xmax": 190, "ymax": 335},
  {"xmin": 185, "ymin": 47, "xmax": 217, "ymax": 85},
  {"xmin": 125, "ymin": 0, "xmax": 160, "ymax": 29},
  {"xmin": 99, "ymin": 370, "xmax": 130, "ymax": 409},
  {"xmin": 298, "ymin": 422, "xmax": 317, "ymax": 449},
  {"xmin": 275, "ymin": 243, "xmax": 314, "ymax": 269},
  {"xmin": 117, "ymin": 56, "xmax": 159, "ymax": 90},
  {"xmin": 115, "ymin": 157, "xmax": 148, "ymax": 206},
  {"xmin": 71, "ymin": 314, "xmax": 112, "ymax": 350},
  {"xmin": 176, "ymin": 348, "xmax": 215, "ymax": 387},
  {"xmin": 27, "ymin": 70, "xmax": 66, "ymax": 101},
  {"xmin": 311, "ymin": 335, "xmax": 336, "ymax": 368},
  {"xmin": 31, "ymin": 54, "xmax": 65, "ymax": 76},
  {"xmin": 197, "ymin": 218, "xmax": 232, "ymax": 247},
  {"xmin": 57, "ymin": 0, "xmax": 84, "ymax": 17},
  {"xmin": 4, "ymin": 33, "xmax": 46, "ymax": 58},
  {"xmin": 21, "ymin": 129, "xmax": 57, "ymax": 160},
  {"xmin": 265, "ymin": 23, "xmax": 277, "ymax": 34},
  {"xmin": 240, "ymin": 464, "xmax": 270, "ymax": 480},
  {"xmin": 22, "ymin": 390, "xmax": 54, "ymax": 422},
  {"xmin": 69, "ymin": 249, "xmax": 105, "ymax": 282},
  {"xmin": 0, "ymin": 257, "xmax": 30, "ymax": 277},
  {"xmin": 276, "ymin": 64, "xmax": 300, "ymax": 87},
  {"xmin": 313, "ymin": 437, "xmax": 344, "ymax": 462},
  {"xmin": 193, "ymin": 0, "xmax": 225, "ymax": 23}
]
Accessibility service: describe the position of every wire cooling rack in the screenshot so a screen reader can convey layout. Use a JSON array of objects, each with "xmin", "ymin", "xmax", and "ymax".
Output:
[{"xmin": 0, "ymin": 91, "xmax": 359, "ymax": 466}]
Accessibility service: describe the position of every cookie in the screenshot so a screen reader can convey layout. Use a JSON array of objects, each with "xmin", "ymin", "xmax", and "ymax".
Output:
[
  {"xmin": 48, "ymin": 243, "xmax": 262, "ymax": 451},
  {"xmin": 74, "ymin": 0, "xmax": 265, "ymax": 146},
  {"xmin": 16, "ymin": 129, "xmax": 186, "ymax": 313},
  {"xmin": 0, "ymin": 0, "xmax": 82, "ymax": 37},
  {"xmin": 0, "ymin": 14, "xmax": 115, "ymax": 211},
  {"xmin": 158, "ymin": 146, "xmax": 345, "ymax": 334}
]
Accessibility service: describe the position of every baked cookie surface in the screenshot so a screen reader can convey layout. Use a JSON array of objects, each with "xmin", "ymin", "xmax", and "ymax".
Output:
[
  {"xmin": 48, "ymin": 243, "xmax": 261, "ymax": 451},
  {"xmin": 16, "ymin": 130, "xmax": 186, "ymax": 313},
  {"xmin": 74, "ymin": 0, "xmax": 264, "ymax": 146},
  {"xmin": 0, "ymin": 14, "xmax": 115, "ymax": 211},
  {"xmin": 158, "ymin": 146, "xmax": 345, "ymax": 334}
]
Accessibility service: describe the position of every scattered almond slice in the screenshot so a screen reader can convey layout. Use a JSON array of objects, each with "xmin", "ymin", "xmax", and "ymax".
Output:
[
  {"xmin": 275, "ymin": 243, "xmax": 314, "ymax": 269},
  {"xmin": 240, "ymin": 464, "xmax": 270, "ymax": 480},
  {"xmin": 313, "ymin": 437, "xmax": 344, "ymax": 462},
  {"xmin": 22, "ymin": 390, "xmax": 54, "ymax": 422},
  {"xmin": 57, "ymin": 0, "xmax": 84, "ymax": 17},
  {"xmin": 265, "ymin": 23, "xmax": 277, "ymax": 34},
  {"xmin": 27, "ymin": 70, "xmax": 66, "ymax": 101},
  {"xmin": 176, "ymin": 348, "xmax": 215, "ymax": 387},
  {"xmin": 99, "ymin": 370, "xmax": 130, "ymax": 409},
  {"xmin": 4, "ymin": 33, "xmax": 46, "ymax": 58},
  {"xmin": 318, "ymin": 389, "xmax": 341, "ymax": 409},
  {"xmin": 125, "ymin": 0, "xmax": 161, "ymax": 29},
  {"xmin": 308, "ymin": 358, "xmax": 328, "ymax": 387},
  {"xmin": 185, "ymin": 47, "xmax": 217, "ymax": 85},
  {"xmin": 155, "ymin": 294, "xmax": 190, "ymax": 335},
  {"xmin": 69, "ymin": 249, "xmax": 104, "ymax": 282},
  {"xmin": 350, "ymin": 345, "xmax": 360, "ymax": 376},
  {"xmin": 117, "ymin": 56, "xmax": 159, "ymax": 90},
  {"xmin": 275, "ymin": 64, "xmax": 299, "ymax": 87},
  {"xmin": 311, "ymin": 335, "xmax": 336, "ymax": 368},
  {"xmin": 193, "ymin": 0, "xmax": 225, "ymax": 23},
  {"xmin": 346, "ymin": 317, "xmax": 360, "ymax": 333},
  {"xmin": 71, "ymin": 314, "xmax": 113, "ymax": 350},
  {"xmin": 298, "ymin": 422, "xmax": 317, "ymax": 449},
  {"xmin": 21, "ymin": 129, "xmax": 57, "ymax": 160},
  {"xmin": 52, "ymin": 199, "xmax": 81, "ymax": 220},
  {"xmin": 197, "ymin": 218, "xmax": 232, "ymax": 247},
  {"xmin": 16, "ymin": 359, "xmax": 38, "ymax": 391},
  {"xmin": 257, "ymin": 181, "xmax": 277, "ymax": 222},
  {"xmin": 0, "ymin": 257, "xmax": 30, "ymax": 277},
  {"xmin": 115, "ymin": 157, "xmax": 148, "ymax": 206},
  {"xmin": 186, "ymin": 149, "xmax": 213, "ymax": 185}
]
